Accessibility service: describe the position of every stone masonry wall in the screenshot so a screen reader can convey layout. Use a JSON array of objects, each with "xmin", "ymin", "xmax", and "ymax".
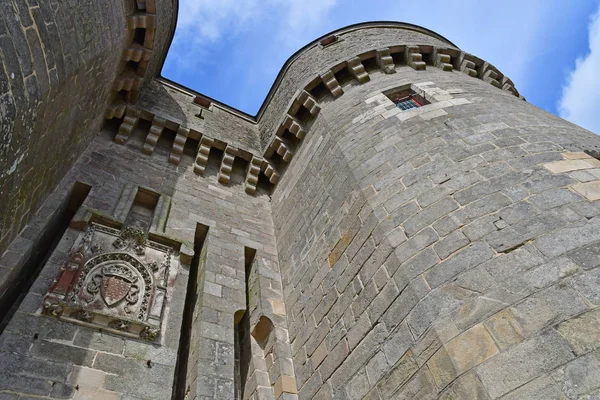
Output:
[
  {"xmin": 272, "ymin": 61, "xmax": 600, "ymax": 399},
  {"xmin": 256, "ymin": 25, "xmax": 457, "ymax": 150},
  {"xmin": 0, "ymin": 125, "xmax": 292, "ymax": 399},
  {"xmin": 0, "ymin": 0, "xmax": 132, "ymax": 254}
]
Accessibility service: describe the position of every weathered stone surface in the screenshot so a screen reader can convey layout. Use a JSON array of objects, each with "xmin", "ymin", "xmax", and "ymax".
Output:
[
  {"xmin": 557, "ymin": 308, "xmax": 600, "ymax": 356},
  {"xmin": 476, "ymin": 330, "xmax": 575, "ymax": 398},
  {"xmin": 3, "ymin": 12, "xmax": 600, "ymax": 400},
  {"xmin": 445, "ymin": 324, "xmax": 499, "ymax": 374}
]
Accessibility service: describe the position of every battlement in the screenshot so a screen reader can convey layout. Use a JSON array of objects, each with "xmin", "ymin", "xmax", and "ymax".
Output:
[{"xmin": 103, "ymin": 21, "xmax": 522, "ymax": 196}]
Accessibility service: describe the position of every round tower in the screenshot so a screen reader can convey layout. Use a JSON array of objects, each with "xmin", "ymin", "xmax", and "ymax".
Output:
[{"xmin": 268, "ymin": 22, "xmax": 600, "ymax": 399}]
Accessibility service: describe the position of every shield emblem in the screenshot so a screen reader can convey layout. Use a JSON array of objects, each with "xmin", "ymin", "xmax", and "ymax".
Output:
[{"xmin": 101, "ymin": 276, "xmax": 132, "ymax": 307}]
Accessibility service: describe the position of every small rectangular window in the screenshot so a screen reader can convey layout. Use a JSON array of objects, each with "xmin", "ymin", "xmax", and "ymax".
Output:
[{"xmin": 393, "ymin": 95, "xmax": 422, "ymax": 111}]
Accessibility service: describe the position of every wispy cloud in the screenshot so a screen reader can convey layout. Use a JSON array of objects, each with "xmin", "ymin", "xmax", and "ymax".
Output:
[
  {"xmin": 174, "ymin": 0, "xmax": 336, "ymax": 46},
  {"xmin": 558, "ymin": 3, "xmax": 600, "ymax": 134},
  {"xmin": 166, "ymin": 0, "xmax": 337, "ymax": 82}
]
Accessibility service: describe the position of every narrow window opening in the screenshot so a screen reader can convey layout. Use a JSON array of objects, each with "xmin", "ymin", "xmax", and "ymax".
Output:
[
  {"xmin": 126, "ymin": 60, "xmax": 140, "ymax": 74},
  {"xmin": 172, "ymin": 223, "xmax": 209, "ymax": 400},
  {"xmin": 234, "ymin": 247, "xmax": 256, "ymax": 400},
  {"xmin": 0, "ymin": 182, "xmax": 91, "ymax": 332},
  {"xmin": 133, "ymin": 28, "xmax": 146, "ymax": 46},
  {"xmin": 126, "ymin": 187, "xmax": 159, "ymax": 234}
]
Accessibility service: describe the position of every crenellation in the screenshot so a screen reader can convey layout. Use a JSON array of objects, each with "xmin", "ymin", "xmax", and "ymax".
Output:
[
  {"xmin": 432, "ymin": 47, "xmax": 454, "ymax": 71},
  {"xmin": 245, "ymin": 156, "xmax": 264, "ymax": 195},
  {"xmin": 142, "ymin": 115, "xmax": 166, "ymax": 154},
  {"xmin": 169, "ymin": 126, "xmax": 190, "ymax": 165},
  {"xmin": 280, "ymin": 114, "xmax": 307, "ymax": 139},
  {"xmin": 320, "ymin": 70, "xmax": 344, "ymax": 97},
  {"xmin": 114, "ymin": 107, "xmax": 142, "ymax": 144},
  {"xmin": 194, "ymin": 135, "xmax": 214, "ymax": 175},
  {"xmin": 218, "ymin": 145, "xmax": 237, "ymax": 184},
  {"xmin": 376, "ymin": 48, "xmax": 396, "ymax": 74},
  {"xmin": 347, "ymin": 56, "xmax": 370, "ymax": 84},
  {"xmin": 456, "ymin": 52, "xmax": 478, "ymax": 77},
  {"xmin": 405, "ymin": 46, "xmax": 426, "ymax": 70}
]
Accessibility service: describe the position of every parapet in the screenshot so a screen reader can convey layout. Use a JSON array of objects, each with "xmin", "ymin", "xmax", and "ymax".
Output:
[{"xmin": 105, "ymin": 22, "xmax": 521, "ymax": 196}]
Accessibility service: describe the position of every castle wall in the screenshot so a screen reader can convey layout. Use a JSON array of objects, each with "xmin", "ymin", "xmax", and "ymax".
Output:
[
  {"xmin": 3, "ymin": 11, "xmax": 600, "ymax": 400},
  {"xmin": 272, "ymin": 61, "xmax": 600, "ymax": 398},
  {"xmin": 0, "ymin": 0, "xmax": 130, "ymax": 253},
  {"xmin": 256, "ymin": 25, "xmax": 458, "ymax": 151},
  {"xmin": 0, "ymin": 126, "xmax": 293, "ymax": 399}
]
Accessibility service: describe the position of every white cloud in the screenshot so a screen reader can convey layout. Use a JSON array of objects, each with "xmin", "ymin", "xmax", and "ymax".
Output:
[
  {"xmin": 174, "ymin": 0, "xmax": 336, "ymax": 46},
  {"xmin": 558, "ymin": 4, "xmax": 600, "ymax": 134}
]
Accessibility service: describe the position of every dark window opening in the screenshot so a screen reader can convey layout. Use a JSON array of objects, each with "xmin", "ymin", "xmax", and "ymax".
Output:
[
  {"xmin": 126, "ymin": 60, "xmax": 140, "ymax": 74},
  {"xmin": 234, "ymin": 247, "xmax": 256, "ymax": 400},
  {"xmin": 421, "ymin": 52, "xmax": 434, "ymax": 66},
  {"xmin": 294, "ymin": 105, "xmax": 312, "ymax": 124},
  {"xmin": 205, "ymin": 147, "xmax": 224, "ymax": 178},
  {"xmin": 133, "ymin": 28, "xmax": 146, "ymax": 46},
  {"xmin": 256, "ymin": 171, "xmax": 273, "ymax": 196},
  {"xmin": 182, "ymin": 137, "xmax": 199, "ymax": 159},
  {"xmin": 173, "ymin": 223, "xmax": 209, "ymax": 400}
]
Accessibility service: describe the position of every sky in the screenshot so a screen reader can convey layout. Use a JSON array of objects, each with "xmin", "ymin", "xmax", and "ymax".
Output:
[{"xmin": 162, "ymin": 0, "xmax": 600, "ymax": 134}]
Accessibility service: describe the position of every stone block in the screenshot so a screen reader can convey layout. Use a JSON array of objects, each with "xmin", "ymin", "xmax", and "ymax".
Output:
[
  {"xmin": 427, "ymin": 346, "xmax": 457, "ymax": 389},
  {"xmin": 344, "ymin": 368, "xmax": 370, "ymax": 400},
  {"xmin": 438, "ymin": 372, "xmax": 490, "ymax": 400},
  {"xmin": 424, "ymin": 242, "xmax": 494, "ymax": 289},
  {"xmin": 483, "ymin": 310, "xmax": 524, "ymax": 351},
  {"xmin": 510, "ymin": 284, "xmax": 588, "ymax": 336},
  {"xmin": 572, "ymin": 181, "xmax": 600, "ymax": 201},
  {"xmin": 376, "ymin": 350, "xmax": 418, "ymax": 398},
  {"xmin": 557, "ymin": 309, "xmax": 600, "ymax": 357},
  {"xmin": 445, "ymin": 323, "xmax": 498, "ymax": 374},
  {"xmin": 476, "ymin": 330, "xmax": 574, "ymax": 398}
]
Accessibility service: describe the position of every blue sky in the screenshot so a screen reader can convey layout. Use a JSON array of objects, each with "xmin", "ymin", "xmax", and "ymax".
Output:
[{"xmin": 163, "ymin": 0, "xmax": 600, "ymax": 134}]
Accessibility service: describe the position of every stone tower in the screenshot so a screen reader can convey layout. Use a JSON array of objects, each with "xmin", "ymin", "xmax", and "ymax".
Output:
[{"xmin": 1, "ymin": 1, "xmax": 600, "ymax": 400}]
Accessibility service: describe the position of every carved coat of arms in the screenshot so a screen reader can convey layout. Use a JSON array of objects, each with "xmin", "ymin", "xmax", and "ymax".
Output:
[{"xmin": 41, "ymin": 221, "xmax": 180, "ymax": 343}]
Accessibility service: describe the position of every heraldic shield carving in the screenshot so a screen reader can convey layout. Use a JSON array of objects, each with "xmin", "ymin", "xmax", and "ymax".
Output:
[{"xmin": 41, "ymin": 222, "xmax": 180, "ymax": 343}]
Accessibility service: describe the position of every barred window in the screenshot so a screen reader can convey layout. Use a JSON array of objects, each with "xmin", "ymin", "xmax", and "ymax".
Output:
[{"xmin": 394, "ymin": 96, "xmax": 422, "ymax": 111}]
